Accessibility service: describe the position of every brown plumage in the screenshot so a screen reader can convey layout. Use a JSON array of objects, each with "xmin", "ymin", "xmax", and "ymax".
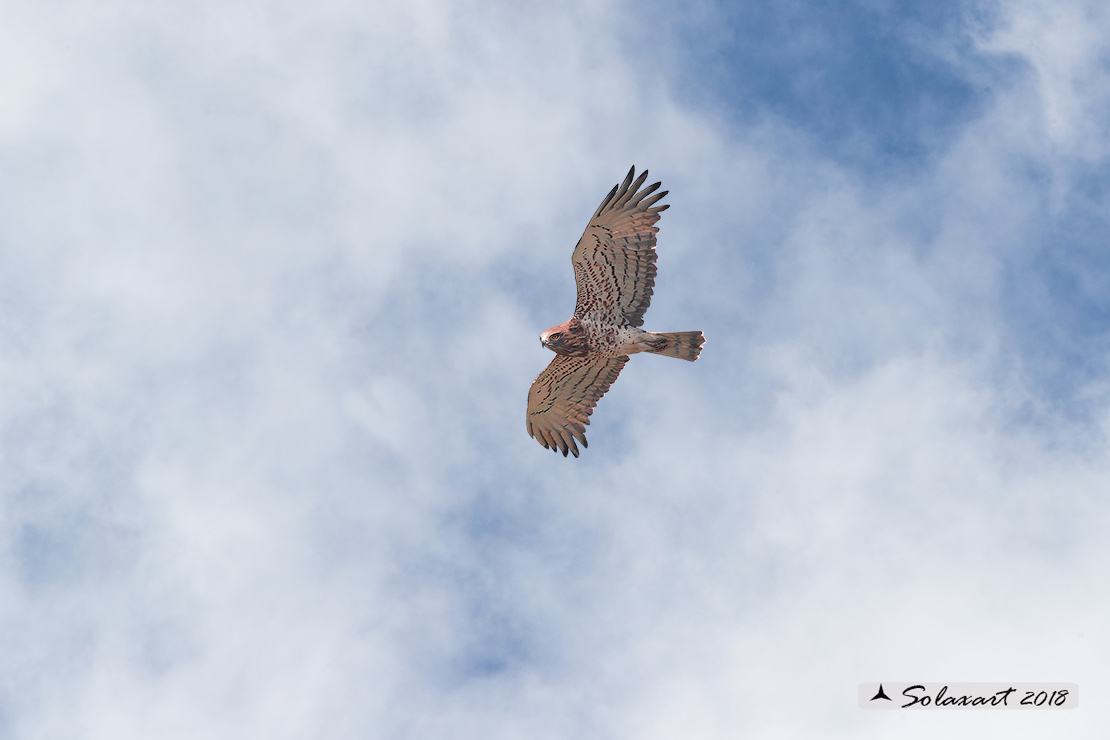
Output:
[{"xmin": 526, "ymin": 166, "xmax": 705, "ymax": 457}]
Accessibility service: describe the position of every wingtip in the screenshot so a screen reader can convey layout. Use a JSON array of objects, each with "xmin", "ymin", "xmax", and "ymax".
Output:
[{"xmin": 618, "ymin": 166, "xmax": 635, "ymax": 194}]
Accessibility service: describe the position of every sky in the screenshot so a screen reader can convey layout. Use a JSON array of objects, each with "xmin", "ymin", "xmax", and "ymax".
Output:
[{"xmin": 2, "ymin": 0, "xmax": 1110, "ymax": 737}]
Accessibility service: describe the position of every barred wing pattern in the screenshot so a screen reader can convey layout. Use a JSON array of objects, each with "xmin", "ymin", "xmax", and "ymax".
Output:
[
  {"xmin": 572, "ymin": 166, "xmax": 669, "ymax": 327},
  {"xmin": 526, "ymin": 355, "xmax": 629, "ymax": 457}
]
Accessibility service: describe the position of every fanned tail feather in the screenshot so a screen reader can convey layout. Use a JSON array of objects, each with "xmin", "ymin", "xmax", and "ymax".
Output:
[{"xmin": 650, "ymin": 331, "xmax": 705, "ymax": 361}]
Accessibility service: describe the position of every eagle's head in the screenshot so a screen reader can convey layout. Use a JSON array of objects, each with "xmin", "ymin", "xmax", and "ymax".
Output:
[{"xmin": 540, "ymin": 319, "xmax": 588, "ymax": 357}]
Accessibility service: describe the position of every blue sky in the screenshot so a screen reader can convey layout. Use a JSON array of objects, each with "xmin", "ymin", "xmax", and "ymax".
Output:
[{"xmin": 3, "ymin": 0, "xmax": 1110, "ymax": 737}]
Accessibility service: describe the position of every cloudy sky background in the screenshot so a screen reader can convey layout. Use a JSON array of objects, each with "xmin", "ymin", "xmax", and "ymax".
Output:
[{"xmin": 3, "ymin": 0, "xmax": 1109, "ymax": 737}]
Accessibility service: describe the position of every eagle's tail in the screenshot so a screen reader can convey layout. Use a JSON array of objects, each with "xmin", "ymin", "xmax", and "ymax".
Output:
[{"xmin": 649, "ymin": 331, "xmax": 705, "ymax": 361}]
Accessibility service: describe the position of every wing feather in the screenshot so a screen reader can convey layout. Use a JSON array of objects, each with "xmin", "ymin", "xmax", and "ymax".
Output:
[
  {"xmin": 572, "ymin": 166, "xmax": 669, "ymax": 327},
  {"xmin": 526, "ymin": 355, "xmax": 628, "ymax": 457}
]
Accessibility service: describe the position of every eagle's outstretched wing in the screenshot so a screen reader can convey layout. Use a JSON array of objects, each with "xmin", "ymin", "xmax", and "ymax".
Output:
[
  {"xmin": 526, "ymin": 354, "xmax": 628, "ymax": 457},
  {"xmin": 571, "ymin": 166, "xmax": 669, "ymax": 327}
]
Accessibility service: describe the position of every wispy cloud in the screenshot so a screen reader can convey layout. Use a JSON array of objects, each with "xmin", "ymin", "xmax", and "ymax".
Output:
[{"xmin": 1, "ymin": 0, "xmax": 1108, "ymax": 737}]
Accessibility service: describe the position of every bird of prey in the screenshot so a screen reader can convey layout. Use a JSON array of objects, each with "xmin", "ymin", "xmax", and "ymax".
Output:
[{"xmin": 526, "ymin": 166, "xmax": 705, "ymax": 457}]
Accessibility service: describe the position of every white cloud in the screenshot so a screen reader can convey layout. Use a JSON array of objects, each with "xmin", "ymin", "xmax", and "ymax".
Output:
[
  {"xmin": 977, "ymin": 0, "xmax": 1110, "ymax": 158},
  {"xmin": 2, "ymin": 0, "xmax": 1109, "ymax": 738}
]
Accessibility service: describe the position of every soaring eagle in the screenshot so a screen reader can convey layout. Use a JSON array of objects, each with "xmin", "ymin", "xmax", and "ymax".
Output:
[{"xmin": 526, "ymin": 166, "xmax": 704, "ymax": 457}]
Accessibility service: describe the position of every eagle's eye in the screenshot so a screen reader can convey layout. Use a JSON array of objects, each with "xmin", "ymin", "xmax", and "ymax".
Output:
[{"xmin": 550, "ymin": 333, "xmax": 561, "ymax": 341}]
